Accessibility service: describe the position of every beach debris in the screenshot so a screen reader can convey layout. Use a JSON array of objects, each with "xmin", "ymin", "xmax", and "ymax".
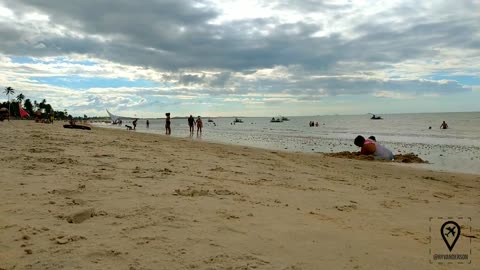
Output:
[
  {"xmin": 24, "ymin": 249, "xmax": 33, "ymax": 255},
  {"xmin": 66, "ymin": 208, "xmax": 95, "ymax": 223}
]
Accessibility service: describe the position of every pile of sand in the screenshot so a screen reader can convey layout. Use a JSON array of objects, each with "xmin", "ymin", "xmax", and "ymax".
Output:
[{"xmin": 325, "ymin": 151, "xmax": 428, "ymax": 163}]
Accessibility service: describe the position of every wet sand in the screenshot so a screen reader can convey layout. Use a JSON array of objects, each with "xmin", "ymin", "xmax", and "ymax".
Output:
[{"xmin": 0, "ymin": 120, "xmax": 479, "ymax": 270}]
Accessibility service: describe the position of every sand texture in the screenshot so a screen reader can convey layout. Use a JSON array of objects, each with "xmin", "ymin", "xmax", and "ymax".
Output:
[{"xmin": 0, "ymin": 121, "xmax": 479, "ymax": 270}]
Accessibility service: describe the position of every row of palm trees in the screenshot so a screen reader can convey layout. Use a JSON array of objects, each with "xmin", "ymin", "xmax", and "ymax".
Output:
[
  {"xmin": 4, "ymin": 87, "xmax": 25, "ymax": 103},
  {"xmin": 2, "ymin": 86, "xmax": 70, "ymax": 120},
  {"xmin": 3, "ymin": 86, "xmax": 15, "ymax": 121}
]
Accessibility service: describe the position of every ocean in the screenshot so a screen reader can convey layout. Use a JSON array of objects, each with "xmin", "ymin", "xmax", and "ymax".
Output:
[{"xmin": 94, "ymin": 112, "xmax": 480, "ymax": 174}]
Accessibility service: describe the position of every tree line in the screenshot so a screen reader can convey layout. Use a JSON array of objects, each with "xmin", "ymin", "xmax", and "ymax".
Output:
[{"xmin": 2, "ymin": 86, "xmax": 70, "ymax": 119}]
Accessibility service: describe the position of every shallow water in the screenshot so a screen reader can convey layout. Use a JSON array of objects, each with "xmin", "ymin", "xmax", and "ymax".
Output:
[{"xmin": 94, "ymin": 112, "xmax": 480, "ymax": 174}]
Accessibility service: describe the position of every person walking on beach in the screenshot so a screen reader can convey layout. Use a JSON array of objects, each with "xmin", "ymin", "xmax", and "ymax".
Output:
[
  {"xmin": 165, "ymin": 113, "xmax": 171, "ymax": 135},
  {"xmin": 440, "ymin": 121, "xmax": 448, "ymax": 129},
  {"xmin": 132, "ymin": 118, "xmax": 138, "ymax": 130},
  {"xmin": 146, "ymin": 120, "xmax": 150, "ymax": 128},
  {"xmin": 354, "ymin": 135, "xmax": 394, "ymax": 160},
  {"xmin": 196, "ymin": 116, "xmax": 203, "ymax": 136},
  {"xmin": 188, "ymin": 115, "xmax": 195, "ymax": 134}
]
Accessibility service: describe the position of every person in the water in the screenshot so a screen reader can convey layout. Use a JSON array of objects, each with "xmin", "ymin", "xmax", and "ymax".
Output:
[
  {"xmin": 188, "ymin": 115, "xmax": 195, "ymax": 134},
  {"xmin": 165, "ymin": 113, "xmax": 171, "ymax": 135},
  {"xmin": 354, "ymin": 135, "xmax": 394, "ymax": 160},
  {"xmin": 196, "ymin": 116, "xmax": 203, "ymax": 135},
  {"xmin": 440, "ymin": 121, "xmax": 448, "ymax": 129}
]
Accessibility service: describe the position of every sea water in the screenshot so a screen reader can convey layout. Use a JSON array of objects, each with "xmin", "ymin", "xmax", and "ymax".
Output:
[{"xmin": 95, "ymin": 112, "xmax": 480, "ymax": 174}]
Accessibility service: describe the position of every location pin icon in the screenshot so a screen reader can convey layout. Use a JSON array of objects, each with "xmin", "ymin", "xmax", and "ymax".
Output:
[{"xmin": 441, "ymin": 221, "xmax": 461, "ymax": 252}]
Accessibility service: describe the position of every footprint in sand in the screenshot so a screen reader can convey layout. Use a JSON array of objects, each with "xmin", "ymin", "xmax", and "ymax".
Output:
[
  {"xmin": 213, "ymin": 189, "xmax": 239, "ymax": 196},
  {"xmin": 173, "ymin": 188, "xmax": 210, "ymax": 197},
  {"xmin": 432, "ymin": 192, "xmax": 454, "ymax": 199},
  {"xmin": 335, "ymin": 204, "xmax": 358, "ymax": 212},
  {"xmin": 380, "ymin": 200, "xmax": 402, "ymax": 209}
]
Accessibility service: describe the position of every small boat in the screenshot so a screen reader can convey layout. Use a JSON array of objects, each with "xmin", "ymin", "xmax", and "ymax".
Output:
[
  {"xmin": 63, "ymin": 124, "xmax": 91, "ymax": 130},
  {"xmin": 233, "ymin": 117, "xmax": 243, "ymax": 123},
  {"xmin": 370, "ymin": 114, "xmax": 383, "ymax": 120},
  {"xmin": 270, "ymin": 117, "xmax": 283, "ymax": 123}
]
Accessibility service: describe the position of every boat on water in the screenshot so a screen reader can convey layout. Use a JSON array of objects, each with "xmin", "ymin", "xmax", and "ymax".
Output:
[
  {"xmin": 233, "ymin": 117, "xmax": 244, "ymax": 123},
  {"xmin": 370, "ymin": 114, "xmax": 383, "ymax": 120},
  {"xmin": 270, "ymin": 117, "xmax": 283, "ymax": 123}
]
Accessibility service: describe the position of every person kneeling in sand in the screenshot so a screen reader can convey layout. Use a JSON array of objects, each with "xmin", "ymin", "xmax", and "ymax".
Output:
[{"xmin": 354, "ymin": 135, "xmax": 394, "ymax": 160}]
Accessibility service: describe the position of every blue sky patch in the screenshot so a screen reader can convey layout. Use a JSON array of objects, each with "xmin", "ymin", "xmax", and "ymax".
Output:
[
  {"xmin": 31, "ymin": 76, "xmax": 160, "ymax": 89},
  {"xmin": 429, "ymin": 74, "xmax": 480, "ymax": 86},
  {"xmin": 10, "ymin": 56, "xmax": 97, "ymax": 66}
]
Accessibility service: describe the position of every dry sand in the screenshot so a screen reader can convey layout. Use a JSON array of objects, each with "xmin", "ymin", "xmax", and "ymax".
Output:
[{"xmin": 0, "ymin": 120, "xmax": 479, "ymax": 270}]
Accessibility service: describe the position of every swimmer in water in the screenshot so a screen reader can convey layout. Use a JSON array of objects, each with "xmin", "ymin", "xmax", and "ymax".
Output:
[{"xmin": 440, "ymin": 121, "xmax": 448, "ymax": 129}]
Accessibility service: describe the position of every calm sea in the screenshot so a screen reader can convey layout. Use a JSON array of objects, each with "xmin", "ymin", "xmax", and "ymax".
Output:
[{"xmin": 94, "ymin": 112, "xmax": 480, "ymax": 174}]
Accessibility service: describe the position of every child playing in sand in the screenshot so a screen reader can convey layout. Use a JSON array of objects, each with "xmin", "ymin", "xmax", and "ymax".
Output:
[{"xmin": 354, "ymin": 135, "xmax": 394, "ymax": 160}]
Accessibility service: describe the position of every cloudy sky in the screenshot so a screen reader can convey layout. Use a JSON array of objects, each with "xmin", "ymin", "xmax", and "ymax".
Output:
[{"xmin": 0, "ymin": 0, "xmax": 479, "ymax": 117}]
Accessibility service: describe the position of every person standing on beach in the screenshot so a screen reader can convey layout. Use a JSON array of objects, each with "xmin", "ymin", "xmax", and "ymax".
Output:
[
  {"xmin": 188, "ymin": 115, "xmax": 195, "ymax": 134},
  {"xmin": 196, "ymin": 116, "xmax": 203, "ymax": 135},
  {"xmin": 132, "ymin": 119, "xmax": 138, "ymax": 130},
  {"xmin": 165, "ymin": 113, "xmax": 171, "ymax": 135},
  {"xmin": 146, "ymin": 120, "xmax": 150, "ymax": 128},
  {"xmin": 440, "ymin": 121, "xmax": 448, "ymax": 129},
  {"xmin": 354, "ymin": 135, "xmax": 394, "ymax": 160}
]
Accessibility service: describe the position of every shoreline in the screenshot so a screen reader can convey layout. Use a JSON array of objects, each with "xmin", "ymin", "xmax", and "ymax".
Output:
[
  {"xmin": 93, "ymin": 122, "xmax": 480, "ymax": 176},
  {"xmin": 1, "ymin": 120, "xmax": 479, "ymax": 269}
]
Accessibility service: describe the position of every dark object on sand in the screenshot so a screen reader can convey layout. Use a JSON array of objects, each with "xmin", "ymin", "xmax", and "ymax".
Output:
[
  {"xmin": 63, "ymin": 124, "xmax": 91, "ymax": 130},
  {"xmin": 125, "ymin": 125, "xmax": 133, "ymax": 130},
  {"xmin": 0, "ymin": 107, "xmax": 8, "ymax": 121}
]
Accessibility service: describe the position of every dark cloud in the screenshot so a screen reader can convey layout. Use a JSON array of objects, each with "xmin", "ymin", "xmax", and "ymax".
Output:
[
  {"xmin": 1, "ymin": 0, "xmax": 476, "ymax": 74},
  {"xmin": 0, "ymin": 0, "xmax": 478, "ymax": 111}
]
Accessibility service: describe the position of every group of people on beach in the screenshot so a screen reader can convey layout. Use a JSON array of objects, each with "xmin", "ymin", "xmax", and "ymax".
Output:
[
  {"xmin": 187, "ymin": 115, "xmax": 203, "ymax": 135},
  {"xmin": 165, "ymin": 113, "xmax": 203, "ymax": 136}
]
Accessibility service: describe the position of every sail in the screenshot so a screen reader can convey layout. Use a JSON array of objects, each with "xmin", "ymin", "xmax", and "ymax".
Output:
[
  {"xmin": 106, "ymin": 109, "xmax": 136, "ymax": 122},
  {"xmin": 19, "ymin": 103, "xmax": 30, "ymax": 118}
]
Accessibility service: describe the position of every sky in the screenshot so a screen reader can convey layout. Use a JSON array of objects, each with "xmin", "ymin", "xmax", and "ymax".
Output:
[{"xmin": 0, "ymin": 0, "xmax": 479, "ymax": 117}]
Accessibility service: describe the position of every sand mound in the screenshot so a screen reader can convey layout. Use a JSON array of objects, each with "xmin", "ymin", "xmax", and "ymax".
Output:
[
  {"xmin": 325, "ymin": 152, "xmax": 427, "ymax": 163},
  {"xmin": 394, "ymin": 153, "xmax": 428, "ymax": 163}
]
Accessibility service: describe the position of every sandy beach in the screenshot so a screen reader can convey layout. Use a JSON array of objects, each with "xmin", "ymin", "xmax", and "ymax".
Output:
[{"xmin": 0, "ymin": 120, "xmax": 479, "ymax": 270}]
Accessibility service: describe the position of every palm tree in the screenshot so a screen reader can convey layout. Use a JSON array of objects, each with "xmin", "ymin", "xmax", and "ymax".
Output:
[
  {"xmin": 16, "ymin": 93, "xmax": 25, "ymax": 104},
  {"xmin": 3, "ymin": 87, "xmax": 15, "ymax": 121}
]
